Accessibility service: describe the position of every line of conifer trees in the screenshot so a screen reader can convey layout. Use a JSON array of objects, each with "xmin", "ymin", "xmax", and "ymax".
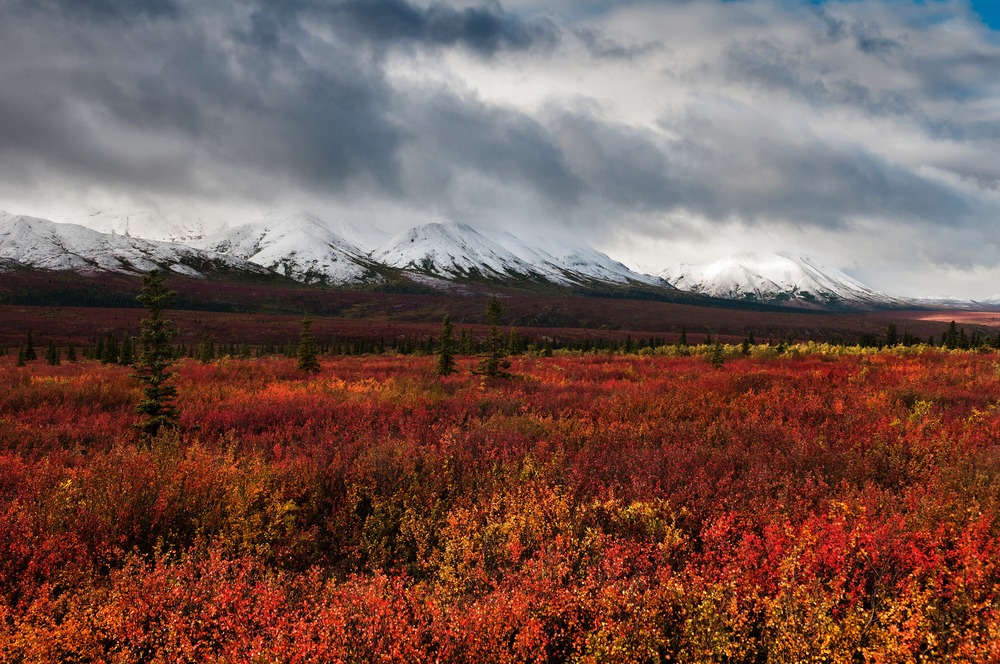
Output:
[{"xmin": 7, "ymin": 320, "xmax": 1000, "ymax": 368}]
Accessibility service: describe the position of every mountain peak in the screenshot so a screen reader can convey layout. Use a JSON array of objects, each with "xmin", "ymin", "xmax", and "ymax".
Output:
[{"xmin": 663, "ymin": 251, "xmax": 897, "ymax": 308}]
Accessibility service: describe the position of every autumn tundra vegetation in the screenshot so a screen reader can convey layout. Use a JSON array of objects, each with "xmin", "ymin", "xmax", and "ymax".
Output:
[{"xmin": 3, "ymin": 282, "xmax": 1000, "ymax": 660}]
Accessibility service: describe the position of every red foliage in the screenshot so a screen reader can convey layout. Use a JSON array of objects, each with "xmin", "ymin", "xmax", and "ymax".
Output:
[{"xmin": 3, "ymin": 349, "xmax": 1000, "ymax": 660}]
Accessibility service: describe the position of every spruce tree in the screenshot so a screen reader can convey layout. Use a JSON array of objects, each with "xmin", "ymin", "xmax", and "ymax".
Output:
[
  {"xmin": 119, "ymin": 335, "xmax": 134, "ymax": 366},
  {"xmin": 885, "ymin": 324, "xmax": 899, "ymax": 347},
  {"xmin": 198, "ymin": 334, "xmax": 215, "ymax": 364},
  {"xmin": 479, "ymin": 296, "xmax": 511, "ymax": 378},
  {"xmin": 23, "ymin": 329, "xmax": 36, "ymax": 361},
  {"xmin": 135, "ymin": 270, "xmax": 179, "ymax": 437},
  {"xmin": 297, "ymin": 314, "xmax": 320, "ymax": 373},
  {"xmin": 66, "ymin": 343, "xmax": 77, "ymax": 362},
  {"xmin": 709, "ymin": 341, "xmax": 725, "ymax": 368},
  {"xmin": 678, "ymin": 326, "xmax": 688, "ymax": 347},
  {"xmin": 46, "ymin": 340, "xmax": 60, "ymax": 366},
  {"xmin": 437, "ymin": 315, "xmax": 456, "ymax": 376}
]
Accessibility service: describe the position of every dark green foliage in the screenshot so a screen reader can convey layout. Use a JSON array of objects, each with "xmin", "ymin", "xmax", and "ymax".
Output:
[
  {"xmin": 66, "ymin": 343, "xmax": 77, "ymax": 362},
  {"xmin": 479, "ymin": 296, "xmax": 511, "ymax": 378},
  {"xmin": 709, "ymin": 341, "xmax": 725, "ymax": 368},
  {"xmin": 135, "ymin": 271, "xmax": 179, "ymax": 437},
  {"xmin": 198, "ymin": 334, "xmax": 215, "ymax": 364},
  {"xmin": 297, "ymin": 315, "xmax": 320, "ymax": 373},
  {"xmin": 101, "ymin": 332, "xmax": 119, "ymax": 364},
  {"xmin": 678, "ymin": 326, "xmax": 688, "ymax": 347},
  {"xmin": 119, "ymin": 335, "xmax": 135, "ymax": 366},
  {"xmin": 437, "ymin": 315, "xmax": 456, "ymax": 376},
  {"xmin": 23, "ymin": 329, "xmax": 36, "ymax": 361},
  {"xmin": 885, "ymin": 324, "xmax": 899, "ymax": 347},
  {"xmin": 46, "ymin": 340, "xmax": 60, "ymax": 366}
]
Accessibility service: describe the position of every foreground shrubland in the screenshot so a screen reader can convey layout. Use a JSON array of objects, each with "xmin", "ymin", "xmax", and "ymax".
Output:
[{"xmin": 2, "ymin": 349, "xmax": 1000, "ymax": 662}]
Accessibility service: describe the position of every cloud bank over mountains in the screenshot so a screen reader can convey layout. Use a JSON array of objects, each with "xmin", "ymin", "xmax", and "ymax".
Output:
[{"xmin": 2, "ymin": 0, "xmax": 1000, "ymax": 297}]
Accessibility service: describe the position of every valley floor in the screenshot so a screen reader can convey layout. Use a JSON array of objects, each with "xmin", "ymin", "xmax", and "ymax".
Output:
[{"xmin": 3, "ymin": 349, "xmax": 1000, "ymax": 660}]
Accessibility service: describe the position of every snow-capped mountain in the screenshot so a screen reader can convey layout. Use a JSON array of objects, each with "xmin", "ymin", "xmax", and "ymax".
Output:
[
  {"xmin": 484, "ymin": 230, "xmax": 669, "ymax": 288},
  {"xmin": 373, "ymin": 221, "xmax": 664, "ymax": 287},
  {"xmin": 663, "ymin": 252, "xmax": 898, "ymax": 308},
  {"xmin": 3, "ymin": 208, "xmax": 919, "ymax": 310},
  {"xmin": 67, "ymin": 209, "xmax": 212, "ymax": 243},
  {"xmin": 372, "ymin": 222, "xmax": 543, "ymax": 281},
  {"xmin": 0, "ymin": 211, "xmax": 272, "ymax": 279},
  {"xmin": 194, "ymin": 212, "xmax": 383, "ymax": 285}
]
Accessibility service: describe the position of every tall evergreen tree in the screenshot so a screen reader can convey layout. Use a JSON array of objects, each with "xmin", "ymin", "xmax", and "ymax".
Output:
[
  {"xmin": 437, "ymin": 315, "xmax": 456, "ymax": 376},
  {"xmin": 297, "ymin": 314, "xmax": 321, "ymax": 373},
  {"xmin": 46, "ymin": 340, "xmax": 60, "ymax": 366},
  {"xmin": 66, "ymin": 343, "xmax": 77, "ymax": 362},
  {"xmin": 135, "ymin": 271, "xmax": 179, "ymax": 437},
  {"xmin": 23, "ymin": 329, "xmax": 36, "ymax": 361},
  {"xmin": 885, "ymin": 324, "xmax": 899, "ymax": 347},
  {"xmin": 479, "ymin": 296, "xmax": 511, "ymax": 378}
]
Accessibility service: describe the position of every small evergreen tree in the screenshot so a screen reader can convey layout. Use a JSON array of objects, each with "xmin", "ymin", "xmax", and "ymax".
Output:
[
  {"xmin": 709, "ymin": 341, "xmax": 725, "ymax": 368},
  {"xmin": 135, "ymin": 271, "xmax": 179, "ymax": 437},
  {"xmin": 437, "ymin": 315, "xmax": 456, "ymax": 376},
  {"xmin": 297, "ymin": 315, "xmax": 321, "ymax": 373},
  {"xmin": 66, "ymin": 343, "xmax": 77, "ymax": 362},
  {"xmin": 885, "ymin": 324, "xmax": 899, "ymax": 347},
  {"xmin": 479, "ymin": 296, "xmax": 511, "ymax": 378},
  {"xmin": 46, "ymin": 340, "xmax": 60, "ymax": 366},
  {"xmin": 678, "ymin": 326, "xmax": 688, "ymax": 347},
  {"xmin": 198, "ymin": 334, "xmax": 215, "ymax": 364},
  {"xmin": 16, "ymin": 347, "xmax": 26, "ymax": 367},
  {"xmin": 119, "ymin": 335, "xmax": 135, "ymax": 366},
  {"xmin": 101, "ymin": 332, "xmax": 118, "ymax": 364},
  {"xmin": 23, "ymin": 329, "xmax": 36, "ymax": 361},
  {"xmin": 944, "ymin": 321, "xmax": 959, "ymax": 349}
]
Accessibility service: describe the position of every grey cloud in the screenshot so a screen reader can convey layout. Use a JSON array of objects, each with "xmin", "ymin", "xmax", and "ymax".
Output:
[
  {"xmin": 2, "ymin": 0, "xmax": 1000, "ymax": 283},
  {"xmin": 0, "ymin": 0, "xmax": 403, "ymax": 200},
  {"xmin": 398, "ymin": 89, "xmax": 582, "ymax": 207},
  {"xmin": 850, "ymin": 20, "xmax": 902, "ymax": 56},
  {"xmin": 286, "ymin": 0, "xmax": 561, "ymax": 56},
  {"xmin": 662, "ymin": 101, "xmax": 981, "ymax": 232},
  {"xmin": 724, "ymin": 39, "xmax": 913, "ymax": 117},
  {"xmin": 10, "ymin": 0, "xmax": 179, "ymax": 22}
]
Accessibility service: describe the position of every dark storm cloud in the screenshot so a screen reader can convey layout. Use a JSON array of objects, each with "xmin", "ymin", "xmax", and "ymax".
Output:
[
  {"xmin": 0, "ymin": 0, "xmax": 406, "ymax": 199},
  {"xmin": 236, "ymin": 0, "xmax": 560, "ymax": 57},
  {"xmin": 325, "ymin": 0, "xmax": 560, "ymax": 55},
  {"xmin": 0, "ymin": 0, "xmax": 567, "ymax": 205},
  {"xmin": 2, "ymin": 0, "xmax": 1000, "ymax": 281},
  {"xmin": 402, "ymin": 90, "xmax": 582, "ymax": 205}
]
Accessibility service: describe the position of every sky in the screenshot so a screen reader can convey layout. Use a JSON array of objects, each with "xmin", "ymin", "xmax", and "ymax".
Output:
[{"xmin": 2, "ymin": 0, "xmax": 1000, "ymax": 298}]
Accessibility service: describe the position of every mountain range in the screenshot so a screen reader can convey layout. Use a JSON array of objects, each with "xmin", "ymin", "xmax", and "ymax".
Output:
[
  {"xmin": 662, "ymin": 253, "xmax": 903, "ymax": 308},
  {"xmin": 0, "ymin": 209, "xmax": 973, "ymax": 311}
]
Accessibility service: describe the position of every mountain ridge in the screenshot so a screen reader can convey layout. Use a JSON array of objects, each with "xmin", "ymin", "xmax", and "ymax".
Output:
[
  {"xmin": 0, "ymin": 209, "xmax": 924, "ymax": 310},
  {"xmin": 663, "ymin": 252, "xmax": 902, "ymax": 309}
]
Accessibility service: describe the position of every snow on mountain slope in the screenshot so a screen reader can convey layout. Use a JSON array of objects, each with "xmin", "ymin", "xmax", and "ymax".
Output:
[
  {"xmin": 372, "ymin": 221, "xmax": 670, "ymax": 287},
  {"xmin": 483, "ymin": 230, "xmax": 669, "ymax": 288},
  {"xmin": 663, "ymin": 252, "xmax": 898, "ymax": 308},
  {"xmin": 372, "ymin": 222, "xmax": 546, "ymax": 281},
  {"xmin": 194, "ymin": 212, "xmax": 382, "ymax": 285},
  {"xmin": 0, "ymin": 211, "xmax": 271, "ymax": 278},
  {"xmin": 68, "ymin": 209, "xmax": 212, "ymax": 243}
]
